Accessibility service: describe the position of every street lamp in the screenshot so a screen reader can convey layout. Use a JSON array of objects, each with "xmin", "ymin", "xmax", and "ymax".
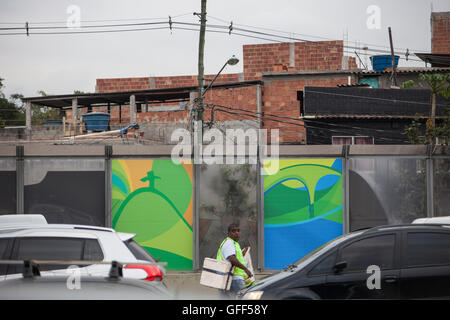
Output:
[{"xmin": 201, "ymin": 55, "xmax": 240, "ymax": 98}]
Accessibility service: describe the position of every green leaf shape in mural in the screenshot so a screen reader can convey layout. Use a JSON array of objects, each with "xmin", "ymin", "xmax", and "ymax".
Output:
[
  {"xmin": 264, "ymin": 164, "xmax": 341, "ymax": 219},
  {"xmin": 264, "ymin": 183, "xmax": 310, "ymax": 223},
  {"xmin": 151, "ymin": 159, "xmax": 192, "ymax": 217},
  {"xmin": 313, "ymin": 177, "xmax": 343, "ymax": 224}
]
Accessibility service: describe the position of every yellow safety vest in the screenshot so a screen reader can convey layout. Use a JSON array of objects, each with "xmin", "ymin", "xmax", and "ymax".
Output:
[{"xmin": 216, "ymin": 237, "xmax": 247, "ymax": 279}]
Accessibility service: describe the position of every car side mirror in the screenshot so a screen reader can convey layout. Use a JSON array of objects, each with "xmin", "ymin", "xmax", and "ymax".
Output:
[{"xmin": 333, "ymin": 261, "xmax": 347, "ymax": 274}]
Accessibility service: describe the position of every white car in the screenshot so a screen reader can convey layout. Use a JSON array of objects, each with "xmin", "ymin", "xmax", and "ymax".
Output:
[
  {"xmin": 412, "ymin": 216, "xmax": 450, "ymax": 225},
  {"xmin": 0, "ymin": 214, "xmax": 166, "ymax": 282}
]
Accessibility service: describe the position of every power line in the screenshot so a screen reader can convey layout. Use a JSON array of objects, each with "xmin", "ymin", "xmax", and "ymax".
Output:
[
  {"xmin": 0, "ymin": 26, "xmax": 170, "ymax": 36},
  {"xmin": 0, "ymin": 15, "xmax": 430, "ymax": 63},
  {"xmin": 206, "ymin": 14, "xmax": 429, "ymax": 54},
  {"xmin": 0, "ymin": 21, "xmax": 167, "ymax": 31},
  {"xmin": 205, "ymin": 104, "xmax": 410, "ymax": 143}
]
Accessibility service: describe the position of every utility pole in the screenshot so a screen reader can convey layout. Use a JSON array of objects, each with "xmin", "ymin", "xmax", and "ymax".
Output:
[
  {"xmin": 388, "ymin": 27, "xmax": 398, "ymax": 87},
  {"xmin": 192, "ymin": 0, "xmax": 207, "ymax": 272},
  {"xmin": 197, "ymin": 0, "xmax": 207, "ymax": 122}
]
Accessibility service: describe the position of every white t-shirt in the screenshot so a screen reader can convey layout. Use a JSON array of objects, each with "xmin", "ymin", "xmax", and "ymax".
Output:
[{"xmin": 221, "ymin": 239, "xmax": 243, "ymax": 280}]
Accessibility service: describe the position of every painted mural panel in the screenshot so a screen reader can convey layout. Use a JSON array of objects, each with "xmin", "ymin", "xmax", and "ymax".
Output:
[
  {"xmin": 264, "ymin": 159, "xmax": 343, "ymax": 270},
  {"xmin": 112, "ymin": 159, "xmax": 193, "ymax": 270}
]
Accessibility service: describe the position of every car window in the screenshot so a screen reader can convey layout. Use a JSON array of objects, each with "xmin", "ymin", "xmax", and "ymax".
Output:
[
  {"xmin": 406, "ymin": 232, "xmax": 450, "ymax": 267},
  {"xmin": 308, "ymin": 251, "xmax": 337, "ymax": 276},
  {"xmin": 83, "ymin": 239, "xmax": 104, "ymax": 261},
  {"xmin": 124, "ymin": 239, "xmax": 156, "ymax": 263},
  {"xmin": 0, "ymin": 239, "xmax": 11, "ymax": 276},
  {"xmin": 339, "ymin": 234, "xmax": 396, "ymax": 272},
  {"xmin": 0, "ymin": 239, "xmax": 9, "ymax": 258},
  {"xmin": 293, "ymin": 231, "xmax": 364, "ymax": 268},
  {"xmin": 10, "ymin": 237, "xmax": 103, "ymax": 273}
]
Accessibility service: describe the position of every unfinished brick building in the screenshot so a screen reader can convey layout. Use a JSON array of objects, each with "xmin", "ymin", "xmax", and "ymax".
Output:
[{"xmin": 88, "ymin": 40, "xmax": 359, "ymax": 144}]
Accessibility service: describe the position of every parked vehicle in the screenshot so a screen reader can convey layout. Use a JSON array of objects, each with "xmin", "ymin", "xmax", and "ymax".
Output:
[
  {"xmin": 0, "ymin": 214, "xmax": 166, "ymax": 283},
  {"xmin": 242, "ymin": 223, "xmax": 450, "ymax": 299},
  {"xmin": 0, "ymin": 260, "xmax": 173, "ymax": 300},
  {"xmin": 413, "ymin": 216, "xmax": 450, "ymax": 225}
]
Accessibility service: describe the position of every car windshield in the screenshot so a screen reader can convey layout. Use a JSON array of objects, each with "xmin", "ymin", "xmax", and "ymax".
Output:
[
  {"xmin": 291, "ymin": 231, "xmax": 364, "ymax": 269},
  {"xmin": 124, "ymin": 239, "xmax": 156, "ymax": 263}
]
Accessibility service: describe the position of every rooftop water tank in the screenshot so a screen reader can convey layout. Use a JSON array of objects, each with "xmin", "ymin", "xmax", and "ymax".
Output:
[
  {"xmin": 370, "ymin": 55, "xmax": 399, "ymax": 72},
  {"xmin": 82, "ymin": 112, "xmax": 110, "ymax": 131}
]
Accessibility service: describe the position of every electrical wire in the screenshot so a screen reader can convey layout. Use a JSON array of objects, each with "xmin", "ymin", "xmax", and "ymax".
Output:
[
  {"xmin": 206, "ymin": 14, "xmax": 430, "ymax": 53},
  {"xmin": 0, "ymin": 26, "xmax": 170, "ymax": 36},
  {"xmin": 205, "ymin": 103, "xmax": 410, "ymax": 143},
  {"xmin": 0, "ymin": 15, "xmax": 432, "ymax": 64}
]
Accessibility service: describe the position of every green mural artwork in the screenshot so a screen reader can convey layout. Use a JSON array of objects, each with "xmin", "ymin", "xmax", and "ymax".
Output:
[
  {"xmin": 112, "ymin": 159, "xmax": 193, "ymax": 270},
  {"xmin": 264, "ymin": 159, "xmax": 343, "ymax": 270}
]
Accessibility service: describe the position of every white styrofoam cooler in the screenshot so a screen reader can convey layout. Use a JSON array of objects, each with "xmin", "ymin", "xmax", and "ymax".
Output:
[{"xmin": 200, "ymin": 258, "xmax": 233, "ymax": 290}]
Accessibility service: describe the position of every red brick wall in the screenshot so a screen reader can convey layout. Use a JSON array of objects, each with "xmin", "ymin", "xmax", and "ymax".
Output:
[
  {"xmin": 203, "ymin": 85, "xmax": 258, "ymax": 122},
  {"xmin": 243, "ymin": 41, "xmax": 346, "ymax": 80},
  {"xmin": 96, "ymin": 77, "xmax": 150, "ymax": 93},
  {"xmin": 92, "ymin": 40, "xmax": 358, "ymax": 143},
  {"xmin": 97, "ymin": 74, "xmax": 240, "ymax": 93},
  {"xmin": 262, "ymin": 77, "xmax": 350, "ymax": 143},
  {"xmin": 97, "ymin": 40, "xmax": 351, "ymax": 92},
  {"xmin": 432, "ymin": 12, "xmax": 450, "ymax": 54}
]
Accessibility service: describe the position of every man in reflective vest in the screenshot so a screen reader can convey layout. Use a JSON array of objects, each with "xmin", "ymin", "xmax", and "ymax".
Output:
[{"xmin": 217, "ymin": 223, "xmax": 253, "ymax": 297}]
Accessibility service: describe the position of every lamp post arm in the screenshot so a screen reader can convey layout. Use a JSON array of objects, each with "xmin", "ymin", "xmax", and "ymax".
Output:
[{"xmin": 202, "ymin": 61, "xmax": 229, "ymax": 98}]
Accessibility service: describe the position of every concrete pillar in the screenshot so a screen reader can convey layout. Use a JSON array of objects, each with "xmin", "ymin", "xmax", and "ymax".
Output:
[
  {"xmin": 16, "ymin": 145, "xmax": 24, "ymax": 214},
  {"xmin": 72, "ymin": 98, "xmax": 78, "ymax": 134},
  {"xmin": 25, "ymin": 101, "xmax": 31, "ymax": 141},
  {"xmin": 289, "ymin": 42, "xmax": 295, "ymax": 68},
  {"xmin": 426, "ymin": 145, "xmax": 434, "ymax": 217},
  {"xmin": 130, "ymin": 94, "xmax": 136, "ymax": 123}
]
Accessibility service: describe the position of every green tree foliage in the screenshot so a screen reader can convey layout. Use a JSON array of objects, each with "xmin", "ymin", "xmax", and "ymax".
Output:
[
  {"xmin": 0, "ymin": 77, "xmax": 64, "ymax": 127},
  {"xmin": 403, "ymin": 73, "xmax": 450, "ymax": 145},
  {"xmin": 0, "ymin": 78, "xmax": 25, "ymax": 127}
]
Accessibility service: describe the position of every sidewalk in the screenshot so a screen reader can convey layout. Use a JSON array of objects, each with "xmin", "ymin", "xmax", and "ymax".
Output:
[{"xmin": 164, "ymin": 271, "xmax": 273, "ymax": 300}]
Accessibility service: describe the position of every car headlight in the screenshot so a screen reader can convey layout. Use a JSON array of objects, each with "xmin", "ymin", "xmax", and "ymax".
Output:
[{"xmin": 242, "ymin": 290, "xmax": 264, "ymax": 300}]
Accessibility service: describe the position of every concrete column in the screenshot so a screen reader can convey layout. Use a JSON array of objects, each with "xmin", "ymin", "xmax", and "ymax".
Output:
[
  {"xmin": 426, "ymin": 145, "xmax": 434, "ymax": 217},
  {"xmin": 289, "ymin": 42, "xmax": 295, "ymax": 68},
  {"xmin": 130, "ymin": 94, "xmax": 136, "ymax": 123},
  {"xmin": 190, "ymin": 90, "xmax": 200, "ymax": 271},
  {"xmin": 16, "ymin": 145, "xmax": 24, "ymax": 214},
  {"xmin": 342, "ymin": 145, "xmax": 350, "ymax": 234},
  {"xmin": 104, "ymin": 145, "xmax": 113, "ymax": 227},
  {"xmin": 72, "ymin": 98, "xmax": 78, "ymax": 134},
  {"xmin": 256, "ymin": 84, "xmax": 262, "ymax": 129},
  {"xmin": 25, "ymin": 101, "xmax": 31, "ymax": 141}
]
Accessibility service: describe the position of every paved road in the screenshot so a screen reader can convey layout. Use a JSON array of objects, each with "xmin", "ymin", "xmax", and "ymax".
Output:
[{"xmin": 164, "ymin": 271, "xmax": 273, "ymax": 300}]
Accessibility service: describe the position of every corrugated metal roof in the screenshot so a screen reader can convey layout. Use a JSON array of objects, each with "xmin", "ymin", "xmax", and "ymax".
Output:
[
  {"xmin": 305, "ymin": 114, "xmax": 448, "ymax": 119},
  {"xmin": 337, "ymin": 83, "xmax": 371, "ymax": 87},
  {"xmin": 354, "ymin": 67, "xmax": 450, "ymax": 75}
]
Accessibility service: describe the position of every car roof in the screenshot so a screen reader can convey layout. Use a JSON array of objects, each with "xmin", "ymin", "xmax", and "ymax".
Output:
[
  {"xmin": 0, "ymin": 276, "xmax": 173, "ymax": 300},
  {"xmin": 361, "ymin": 223, "xmax": 450, "ymax": 234},
  {"xmin": 413, "ymin": 216, "xmax": 450, "ymax": 225},
  {"xmin": 0, "ymin": 215, "xmax": 135, "ymax": 240}
]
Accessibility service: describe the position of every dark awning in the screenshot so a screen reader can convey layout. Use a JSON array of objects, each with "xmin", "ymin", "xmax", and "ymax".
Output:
[
  {"xmin": 415, "ymin": 53, "xmax": 450, "ymax": 68},
  {"xmin": 304, "ymin": 86, "xmax": 449, "ymax": 118},
  {"xmin": 21, "ymin": 80, "xmax": 262, "ymax": 109}
]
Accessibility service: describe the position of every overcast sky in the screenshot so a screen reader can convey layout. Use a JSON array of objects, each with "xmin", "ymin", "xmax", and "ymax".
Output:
[{"xmin": 1, "ymin": 0, "xmax": 449, "ymax": 98}]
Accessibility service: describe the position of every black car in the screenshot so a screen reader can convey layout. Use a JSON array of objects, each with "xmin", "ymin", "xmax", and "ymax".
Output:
[{"xmin": 242, "ymin": 223, "xmax": 450, "ymax": 299}]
